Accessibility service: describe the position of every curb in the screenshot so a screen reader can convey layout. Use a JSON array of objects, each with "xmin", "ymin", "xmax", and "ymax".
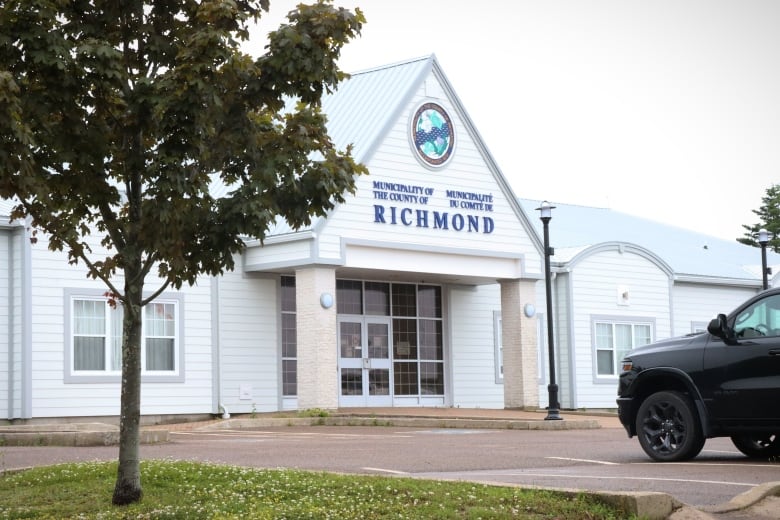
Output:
[
  {"xmin": 197, "ymin": 415, "xmax": 602, "ymax": 431},
  {"xmin": 699, "ymin": 481, "xmax": 780, "ymax": 514},
  {"xmin": 0, "ymin": 424, "xmax": 168, "ymax": 446},
  {"xmin": 0, "ymin": 415, "xmax": 600, "ymax": 445}
]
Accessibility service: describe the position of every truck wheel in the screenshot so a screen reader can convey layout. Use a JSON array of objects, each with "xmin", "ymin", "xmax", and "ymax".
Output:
[
  {"xmin": 731, "ymin": 434, "xmax": 780, "ymax": 458},
  {"xmin": 636, "ymin": 391, "xmax": 704, "ymax": 462}
]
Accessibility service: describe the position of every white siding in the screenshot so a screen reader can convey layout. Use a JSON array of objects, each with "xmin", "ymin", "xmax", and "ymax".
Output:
[
  {"xmin": 244, "ymin": 238, "xmax": 313, "ymax": 270},
  {"xmin": 569, "ymin": 248, "xmax": 671, "ymax": 409},
  {"xmin": 26, "ymin": 234, "xmax": 214, "ymax": 418},
  {"xmin": 217, "ymin": 268, "xmax": 279, "ymax": 413},
  {"xmin": 672, "ymin": 283, "xmax": 757, "ymax": 336},
  {"xmin": 448, "ymin": 284, "xmax": 504, "ymax": 408}
]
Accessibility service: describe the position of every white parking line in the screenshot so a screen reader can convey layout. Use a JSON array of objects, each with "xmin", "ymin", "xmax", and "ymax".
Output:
[
  {"xmin": 363, "ymin": 467, "xmax": 408, "ymax": 475},
  {"xmin": 633, "ymin": 461, "xmax": 779, "ymax": 468},
  {"xmin": 471, "ymin": 472, "xmax": 756, "ymax": 487},
  {"xmin": 546, "ymin": 457, "xmax": 619, "ymax": 465},
  {"xmin": 171, "ymin": 430, "xmax": 414, "ymax": 439}
]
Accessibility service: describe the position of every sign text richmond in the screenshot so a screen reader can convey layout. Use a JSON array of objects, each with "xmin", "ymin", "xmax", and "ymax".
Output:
[{"xmin": 372, "ymin": 180, "xmax": 495, "ymax": 233}]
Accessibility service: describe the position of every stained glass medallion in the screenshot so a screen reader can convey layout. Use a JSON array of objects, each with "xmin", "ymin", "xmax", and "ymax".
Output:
[{"xmin": 411, "ymin": 102, "xmax": 454, "ymax": 167}]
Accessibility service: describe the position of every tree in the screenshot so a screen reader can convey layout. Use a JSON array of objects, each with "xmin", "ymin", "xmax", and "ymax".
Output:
[
  {"xmin": 738, "ymin": 184, "xmax": 780, "ymax": 253},
  {"xmin": 0, "ymin": 0, "xmax": 366, "ymax": 505}
]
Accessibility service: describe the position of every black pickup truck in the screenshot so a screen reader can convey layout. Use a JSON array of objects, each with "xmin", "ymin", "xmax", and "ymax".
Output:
[{"xmin": 617, "ymin": 287, "xmax": 780, "ymax": 461}]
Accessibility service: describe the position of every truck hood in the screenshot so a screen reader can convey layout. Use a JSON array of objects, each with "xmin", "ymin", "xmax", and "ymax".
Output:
[{"xmin": 625, "ymin": 333, "xmax": 701, "ymax": 357}]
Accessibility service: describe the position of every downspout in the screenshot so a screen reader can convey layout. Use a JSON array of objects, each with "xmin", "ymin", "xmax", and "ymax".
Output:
[
  {"xmin": 5, "ymin": 228, "xmax": 13, "ymax": 420},
  {"xmin": 210, "ymin": 276, "xmax": 229, "ymax": 419},
  {"xmin": 21, "ymin": 222, "xmax": 32, "ymax": 418}
]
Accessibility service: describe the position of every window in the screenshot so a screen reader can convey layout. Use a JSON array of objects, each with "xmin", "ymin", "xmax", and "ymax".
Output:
[
  {"xmin": 144, "ymin": 302, "xmax": 176, "ymax": 371},
  {"xmin": 337, "ymin": 280, "xmax": 445, "ymax": 398},
  {"xmin": 593, "ymin": 318, "xmax": 653, "ymax": 376},
  {"xmin": 281, "ymin": 276, "xmax": 297, "ymax": 396},
  {"xmin": 73, "ymin": 299, "xmax": 122, "ymax": 371},
  {"xmin": 66, "ymin": 290, "xmax": 183, "ymax": 381},
  {"xmin": 733, "ymin": 293, "xmax": 780, "ymax": 338}
]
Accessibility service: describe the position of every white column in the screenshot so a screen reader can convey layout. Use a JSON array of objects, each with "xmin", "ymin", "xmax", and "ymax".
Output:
[
  {"xmin": 500, "ymin": 279, "xmax": 539, "ymax": 409},
  {"xmin": 295, "ymin": 267, "xmax": 338, "ymax": 410}
]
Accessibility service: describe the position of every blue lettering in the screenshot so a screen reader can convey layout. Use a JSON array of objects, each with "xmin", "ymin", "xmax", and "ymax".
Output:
[
  {"xmin": 372, "ymin": 205, "xmax": 496, "ymax": 234},
  {"xmin": 468, "ymin": 215, "xmax": 479, "ymax": 232},
  {"xmin": 433, "ymin": 212, "xmax": 448, "ymax": 229},
  {"xmin": 400, "ymin": 208, "xmax": 413, "ymax": 226},
  {"xmin": 483, "ymin": 217, "xmax": 494, "ymax": 234},
  {"xmin": 416, "ymin": 209, "xmax": 429, "ymax": 228},
  {"xmin": 374, "ymin": 205, "xmax": 386, "ymax": 223},
  {"xmin": 452, "ymin": 213, "xmax": 464, "ymax": 231}
]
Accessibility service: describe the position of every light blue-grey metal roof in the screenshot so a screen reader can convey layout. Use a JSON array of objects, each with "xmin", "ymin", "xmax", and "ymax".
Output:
[
  {"xmin": 261, "ymin": 55, "xmax": 435, "ymax": 237},
  {"xmin": 520, "ymin": 198, "xmax": 780, "ymax": 283}
]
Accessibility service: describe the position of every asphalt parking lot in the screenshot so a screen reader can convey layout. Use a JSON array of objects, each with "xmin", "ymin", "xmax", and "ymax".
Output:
[{"xmin": 4, "ymin": 424, "xmax": 780, "ymax": 516}]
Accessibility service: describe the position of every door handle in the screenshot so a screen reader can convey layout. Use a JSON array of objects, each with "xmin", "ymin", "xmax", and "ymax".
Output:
[{"xmin": 769, "ymin": 349, "xmax": 780, "ymax": 356}]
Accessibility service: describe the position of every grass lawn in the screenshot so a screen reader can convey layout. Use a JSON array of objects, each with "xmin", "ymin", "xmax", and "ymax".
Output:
[{"xmin": 0, "ymin": 460, "xmax": 637, "ymax": 519}]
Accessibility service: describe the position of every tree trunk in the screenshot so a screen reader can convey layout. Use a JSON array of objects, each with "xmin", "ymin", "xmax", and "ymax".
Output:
[{"xmin": 112, "ymin": 280, "xmax": 144, "ymax": 505}]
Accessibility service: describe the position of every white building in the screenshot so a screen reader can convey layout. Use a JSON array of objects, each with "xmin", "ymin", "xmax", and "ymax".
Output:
[{"xmin": 2, "ymin": 55, "xmax": 778, "ymax": 422}]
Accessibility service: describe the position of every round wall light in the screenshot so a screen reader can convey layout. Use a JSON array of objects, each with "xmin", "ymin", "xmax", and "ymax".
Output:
[
  {"xmin": 523, "ymin": 303, "xmax": 536, "ymax": 318},
  {"xmin": 320, "ymin": 292, "xmax": 334, "ymax": 309}
]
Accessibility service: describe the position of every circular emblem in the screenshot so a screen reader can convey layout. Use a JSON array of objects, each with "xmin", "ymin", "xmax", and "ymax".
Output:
[{"xmin": 411, "ymin": 102, "xmax": 454, "ymax": 167}]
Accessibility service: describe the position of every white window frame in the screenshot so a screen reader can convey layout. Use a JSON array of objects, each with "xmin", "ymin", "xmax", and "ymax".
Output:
[
  {"xmin": 64, "ymin": 289, "xmax": 185, "ymax": 383},
  {"xmin": 591, "ymin": 315, "xmax": 655, "ymax": 380}
]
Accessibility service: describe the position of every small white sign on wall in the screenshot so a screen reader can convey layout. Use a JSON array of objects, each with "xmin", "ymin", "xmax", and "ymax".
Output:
[
  {"xmin": 617, "ymin": 285, "xmax": 630, "ymax": 306},
  {"xmin": 239, "ymin": 384, "xmax": 253, "ymax": 400}
]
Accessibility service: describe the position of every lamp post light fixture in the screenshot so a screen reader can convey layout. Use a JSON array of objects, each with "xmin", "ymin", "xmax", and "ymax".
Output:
[
  {"xmin": 758, "ymin": 228, "xmax": 770, "ymax": 290},
  {"xmin": 536, "ymin": 201, "xmax": 562, "ymax": 421}
]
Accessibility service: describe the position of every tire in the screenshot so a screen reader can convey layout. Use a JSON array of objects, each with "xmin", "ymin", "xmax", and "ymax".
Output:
[
  {"xmin": 731, "ymin": 434, "xmax": 780, "ymax": 458},
  {"xmin": 635, "ymin": 391, "xmax": 704, "ymax": 462}
]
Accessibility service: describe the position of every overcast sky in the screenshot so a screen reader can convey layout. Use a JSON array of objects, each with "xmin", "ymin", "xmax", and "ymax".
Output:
[{"xmin": 247, "ymin": 1, "xmax": 779, "ymax": 242}]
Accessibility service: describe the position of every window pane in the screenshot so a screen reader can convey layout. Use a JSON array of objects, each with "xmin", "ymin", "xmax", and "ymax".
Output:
[
  {"xmin": 282, "ymin": 359, "xmax": 297, "ymax": 396},
  {"xmin": 634, "ymin": 325, "xmax": 652, "ymax": 346},
  {"xmin": 111, "ymin": 305, "xmax": 123, "ymax": 371},
  {"xmin": 369, "ymin": 369, "xmax": 390, "ymax": 395},
  {"xmin": 281, "ymin": 276, "xmax": 296, "ymax": 313},
  {"xmin": 391, "ymin": 284, "xmax": 416, "ymax": 316},
  {"xmin": 74, "ymin": 300, "xmax": 105, "ymax": 335},
  {"xmin": 74, "ymin": 337, "xmax": 105, "ymax": 370},
  {"xmin": 146, "ymin": 338, "xmax": 175, "ymax": 370},
  {"xmin": 365, "ymin": 282, "xmax": 390, "ymax": 316},
  {"xmin": 597, "ymin": 350, "xmax": 613, "ymax": 375},
  {"xmin": 419, "ymin": 319, "xmax": 442, "ymax": 360},
  {"xmin": 341, "ymin": 368, "xmax": 362, "ymax": 395},
  {"xmin": 146, "ymin": 303, "xmax": 175, "ymax": 336},
  {"xmin": 340, "ymin": 321, "xmax": 362, "ymax": 358},
  {"xmin": 336, "ymin": 280, "xmax": 363, "ymax": 314},
  {"xmin": 393, "ymin": 361, "xmax": 418, "ymax": 395},
  {"xmin": 615, "ymin": 324, "xmax": 632, "ymax": 348},
  {"xmin": 418, "ymin": 285, "xmax": 442, "ymax": 318},
  {"xmin": 392, "ymin": 318, "xmax": 417, "ymax": 359},
  {"xmin": 282, "ymin": 313, "xmax": 297, "ymax": 358},
  {"xmin": 595, "ymin": 323, "xmax": 613, "ymax": 348},
  {"xmin": 367, "ymin": 323, "xmax": 389, "ymax": 359},
  {"xmin": 420, "ymin": 362, "xmax": 444, "ymax": 395}
]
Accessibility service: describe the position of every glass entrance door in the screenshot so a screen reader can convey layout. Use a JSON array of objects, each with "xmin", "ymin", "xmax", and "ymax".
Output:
[{"xmin": 338, "ymin": 317, "xmax": 392, "ymax": 406}]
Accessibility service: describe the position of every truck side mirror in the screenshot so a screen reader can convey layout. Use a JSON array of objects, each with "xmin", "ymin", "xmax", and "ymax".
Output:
[{"xmin": 707, "ymin": 313, "xmax": 736, "ymax": 344}]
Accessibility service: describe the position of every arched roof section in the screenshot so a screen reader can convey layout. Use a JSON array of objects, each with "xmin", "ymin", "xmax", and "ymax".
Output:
[{"xmin": 563, "ymin": 241, "xmax": 674, "ymax": 279}]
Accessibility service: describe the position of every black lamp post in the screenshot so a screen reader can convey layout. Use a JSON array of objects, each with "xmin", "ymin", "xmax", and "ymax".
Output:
[
  {"xmin": 759, "ymin": 228, "xmax": 770, "ymax": 290},
  {"xmin": 536, "ymin": 201, "xmax": 562, "ymax": 421}
]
